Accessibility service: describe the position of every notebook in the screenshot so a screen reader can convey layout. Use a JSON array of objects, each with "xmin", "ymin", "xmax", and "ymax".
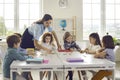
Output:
[
  {"xmin": 66, "ymin": 58, "xmax": 84, "ymax": 62},
  {"xmin": 26, "ymin": 58, "xmax": 44, "ymax": 64}
]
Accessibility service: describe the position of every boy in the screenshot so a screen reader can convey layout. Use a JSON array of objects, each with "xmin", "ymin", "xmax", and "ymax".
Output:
[{"xmin": 3, "ymin": 35, "xmax": 32, "ymax": 80}]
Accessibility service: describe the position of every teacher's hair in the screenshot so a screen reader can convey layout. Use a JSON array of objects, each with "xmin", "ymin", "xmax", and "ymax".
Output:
[{"xmin": 35, "ymin": 14, "xmax": 53, "ymax": 24}]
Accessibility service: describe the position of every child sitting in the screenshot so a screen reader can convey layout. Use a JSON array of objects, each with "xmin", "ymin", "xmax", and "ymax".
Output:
[
  {"xmin": 3, "ymin": 35, "xmax": 32, "ymax": 80},
  {"xmin": 63, "ymin": 32, "xmax": 83, "ymax": 80},
  {"xmin": 40, "ymin": 32, "xmax": 56, "ymax": 54},
  {"xmin": 83, "ymin": 33, "xmax": 102, "ymax": 54},
  {"xmin": 39, "ymin": 32, "xmax": 56, "ymax": 80},
  {"xmin": 63, "ymin": 32, "xmax": 81, "ymax": 52},
  {"xmin": 92, "ymin": 35, "xmax": 115, "ymax": 80}
]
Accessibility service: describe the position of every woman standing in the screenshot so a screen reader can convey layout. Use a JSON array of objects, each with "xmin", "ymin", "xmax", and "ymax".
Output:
[{"xmin": 20, "ymin": 14, "xmax": 61, "ymax": 52}]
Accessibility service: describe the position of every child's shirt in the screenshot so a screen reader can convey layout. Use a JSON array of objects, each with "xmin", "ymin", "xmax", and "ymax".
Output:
[
  {"xmin": 64, "ymin": 41, "xmax": 81, "ymax": 51},
  {"xmin": 88, "ymin": 44, "xmax": 101, "ymax": 52},
  {"xmin": 104, "ymin": 48, "xmax": 115, "ymax": 62},
  {"xmin": 40, "ymin": 42, "xmax": 56, "ymax": 53},
  {"xmin": 41, "ymin": 43, "xmax": 56, "ymax": 50},
  {"xmin": 3, "ymin": 48, "xmax": 27, "ymax": 78}
]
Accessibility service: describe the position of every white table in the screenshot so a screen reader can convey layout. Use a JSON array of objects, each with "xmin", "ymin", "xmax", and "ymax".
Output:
[
  {"xmin": 10, "ymin": 53, "xmax": 63, "ymax": 80},
  {"xmin": 58, "ymin": 52, "xmax": 115, "ymax": 80},
  {"xmin": 10, "ymin": 51, "xmax": 115, "ymax": 80}
]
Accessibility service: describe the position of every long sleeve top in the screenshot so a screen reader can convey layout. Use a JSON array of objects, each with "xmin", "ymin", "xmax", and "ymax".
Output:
[
  {"xmin": 3, "ymin": 48, "xmax": 27, "ymax": 78},
  {"xmin": 64, "ymin": 41, "xmax": 81, "ymax": 51}
]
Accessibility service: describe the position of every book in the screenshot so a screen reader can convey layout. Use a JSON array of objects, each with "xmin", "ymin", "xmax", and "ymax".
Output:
[
  {"xmin": 26, "ymin": 58, "xmax": 44, "ymax": 64},
  {"xmin": 66, "ymin": 58, "xmax": 84, "ymax": 62},
  {"xmin": 58, "ymin": 50, "xmax": 72, "ymax": 52}
]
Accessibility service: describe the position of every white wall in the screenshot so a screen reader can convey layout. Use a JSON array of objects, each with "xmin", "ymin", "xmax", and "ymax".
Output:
[{"xmin": 43, "ymin": 0, "xmax": 83, "ymax": 41}]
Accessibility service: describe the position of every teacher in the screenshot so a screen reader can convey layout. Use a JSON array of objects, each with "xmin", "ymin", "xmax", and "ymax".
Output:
[{"xmin": 20, "ymin": 14, "xmax": 61, "ymax": 52}]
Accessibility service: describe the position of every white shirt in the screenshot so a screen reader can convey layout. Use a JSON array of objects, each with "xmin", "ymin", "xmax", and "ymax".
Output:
[
  {"xmin": 40, "ymin": 42, "xmax": 56, "ymax": 54},
  {"xmin": 88, "ymin": 44, "xmax": 101, "ymax": 52}
]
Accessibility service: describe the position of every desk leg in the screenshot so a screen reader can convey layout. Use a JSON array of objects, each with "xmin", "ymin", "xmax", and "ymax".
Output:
[
  {"xmin": 112, "ymin": 69, "xmax": 115, "ymax": 80},
  {"xmin": 10, "ymin": 70, "xmax": 13, "ymax": 80}
]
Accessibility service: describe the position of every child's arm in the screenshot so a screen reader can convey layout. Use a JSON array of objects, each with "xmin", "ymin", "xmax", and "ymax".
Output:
[
  {"xmin": 86, "ymin": 50, "xmax": 96, "ymax": 54},
  {"xmin": 34, "ymin": 39, "xmax": 52, "ymax": 53},
  {"xmin": 64, "ymin": 43, "xmax": 70, "ymax": 50},
  {"xmin": 12, "ymin": 51, "xmax": 28, "ymax": 61},
  {"xmin": 51, "ymin": 43, "xmax": 57, "ymax": 50},
  {"xmin": 94, "ymin": 50, "xmax": 106, "ymax": 58},
  {"xmin": 74, "ymin": 43, "xmax": 81, "ymax": 51}
]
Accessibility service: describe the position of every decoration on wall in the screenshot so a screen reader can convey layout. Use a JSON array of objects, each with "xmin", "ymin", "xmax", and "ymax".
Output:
[
  {"xmin": 59, "ymin": 0, "xmax": 68, "ymax": 8},
  {"xmin": 59, "ymin": 19, "xmax": 67, "ymax": 30},
  {"xmin": 52, "ymin": 16, "xmax": 76, "ymax": 44}
]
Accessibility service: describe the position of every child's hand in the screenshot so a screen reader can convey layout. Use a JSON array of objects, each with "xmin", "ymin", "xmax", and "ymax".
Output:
[
  {"xmin": 84, "ymin": 48, "xmax": 89, "ymax": 53},
  {"xmin": 70, "ymin": 48, "xmax": 74, "ymax": 52},
  {"xmin": 85, "ymin": 49, "xmax": 89, "ymax": 53},
  {"xmin": 94, "ymin": 53, "xmax": 99, "ymax": 58},
  {"xmin": 79, "ymin": 50, "xmax": 85, "ymax": 53},
  {"xmin": 46, "ymin": 49, "xmax": 52, "ymax": 54},
  {"xmin": 27, "ymin": 50, "xmax": 35, "ymax": 55}
]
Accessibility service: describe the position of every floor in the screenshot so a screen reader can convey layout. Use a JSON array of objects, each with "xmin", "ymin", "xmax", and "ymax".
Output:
[{"xmin": 0, "ymin": 61, "xmax": 120, "ymax": 80}]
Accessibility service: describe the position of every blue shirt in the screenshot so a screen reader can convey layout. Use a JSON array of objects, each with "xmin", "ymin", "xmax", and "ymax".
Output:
[
  {"xmin": 3, "ymin": 48, "xmax": 27, "ymax": 78},
  {"xmin": 28, "ymin": 24, "xmax": 52, "ymax": 40}
]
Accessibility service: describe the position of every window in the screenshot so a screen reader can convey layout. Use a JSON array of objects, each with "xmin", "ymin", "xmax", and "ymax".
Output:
[
  {"xmin": 106, "ymin": 0, "xmax": 120, "ymax": 38},
  {"xmin": 0, "ymin": 0, "xmax": 42, "ymax": 37},
  {"xmin": 83, "ymin": 0, "xmax": 101, "ymax": 40},
  {"xmin": 83, "ymin": 0, "xmax": 120, "ymax": 40},
  {"xmin": 0, "ymin": 0, "xmax": 14, "ymax": 36}
]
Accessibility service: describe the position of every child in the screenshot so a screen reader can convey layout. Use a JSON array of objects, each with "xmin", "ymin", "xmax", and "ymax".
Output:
[
  {"xmin": 40, "ymin": 32, "xmax": 56, "ymax": 80},
  {"xmin": 3, "ymin": 35, "xmax": 32, "ymax": 80},
  {"xmin": 63, "ymin": 32, "xmax": 82, "ymax": 80},
  {"xmin": 63, "ymin": 32, "xmax": 81, "ymax": 52},
  {"xmin": 92, "ymin": 35, "xmax": 115, "ymax": 80},
  {"xmin": 81, "ymin": 33, "xmax": 102, "ymax": 79},
  {"xmin": 84, "ymin": 33, "xmax": 102, "ymax": 54},
  {"xmin": 40, "ymin": 32, "xmax": 56, "ymax": 54}
]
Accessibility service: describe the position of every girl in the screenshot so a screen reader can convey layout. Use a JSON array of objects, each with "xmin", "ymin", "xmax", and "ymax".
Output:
[
  {"xmin": 40, "ymin": 32, "xmax": 56, "ymax": 54},
  {"xmin": 63, "ymin": 32, "xmax": 82, "ymax": 80},
  {"xmin": 84, "ymin": 33, "xmax": 102, "ymax": 54},
  {"xmin": 40, "ymin": 32, "xmax": 56, "ymax": 80},
  {"xmin": 63, "ymin": 32, "xmax": 81, "ymax": 52},
  {"xmin": 82, "ymin": 33, "xmax": 102, "ymax": 79},
  {"xmin": 92, "ymin": 35, "xmax": 115, "ymax": 80}
]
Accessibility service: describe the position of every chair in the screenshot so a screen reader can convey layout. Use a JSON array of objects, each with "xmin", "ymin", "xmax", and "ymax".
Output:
[{"xmin": 0, "ymin": 46, "xmax": 6, "ymax": 62}]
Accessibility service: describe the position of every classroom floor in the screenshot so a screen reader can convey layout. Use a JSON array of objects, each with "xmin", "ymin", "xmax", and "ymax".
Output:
[{"xmin": 0, "ymin": 61, "xmax": 120, "ymax": 80}]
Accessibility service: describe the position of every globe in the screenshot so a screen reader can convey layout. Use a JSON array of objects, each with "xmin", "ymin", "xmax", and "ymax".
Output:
[{"xmin": 59, "ymin": 20, "xmax": 67, "ymax": 30}]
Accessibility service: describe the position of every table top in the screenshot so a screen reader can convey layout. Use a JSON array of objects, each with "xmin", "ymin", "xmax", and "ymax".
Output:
[
  {"xmin": 10, "ymin": 51, "xmax": 115, "ymax": 71},
  {"xmin": 58, "ymin": 52, "xmax": 115, "ymax": 70},
  {"xmin": 11, "ymin": 52, "xmax": 63, "ymax": 71}
]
